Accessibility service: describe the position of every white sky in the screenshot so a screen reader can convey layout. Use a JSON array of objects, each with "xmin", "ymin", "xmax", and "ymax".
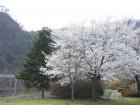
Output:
[{"xmin": 0, "ymin": 0, "xmax": 140, "ymax": 31}]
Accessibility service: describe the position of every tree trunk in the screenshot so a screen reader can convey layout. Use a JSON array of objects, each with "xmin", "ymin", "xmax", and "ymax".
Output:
[
  {"xmin": 41, "ymin": 88, "xmax": 45, "ymax": 99},
  {"xmin": 14, "ymin": 77, "xmax": 17, "ymax": 96},
  {"xmin": 135, "ymin": 75, "xmax": 140, "ymax": 91},
  {"xmin": 60, "ymin": 86, "xmax": 64, "ymax": 98},
  {"xmin": 70, "ymin": 80, "xmax": 74, "ymax": 102},
  {"xmin": 91, "ymin": 78, "xmax": 97, "ymax": 101}
]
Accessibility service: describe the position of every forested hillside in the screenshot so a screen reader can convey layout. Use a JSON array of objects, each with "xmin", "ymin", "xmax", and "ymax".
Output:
[{"xmin": 0, "ymin": 12, "xmax": 35, "ymax": 74}]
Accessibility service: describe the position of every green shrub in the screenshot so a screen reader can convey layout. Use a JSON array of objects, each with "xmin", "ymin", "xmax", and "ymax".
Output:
[
  {"xmin": 104, "ymin": 90, "xmax": 112, "ymax": 97},
  {"xmin": 50, "ymin": 80, "xmax": 104, "ymax": 98}
]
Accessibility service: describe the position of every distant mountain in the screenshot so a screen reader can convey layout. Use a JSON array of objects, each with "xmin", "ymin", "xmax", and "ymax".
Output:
[{"xmin": 0, "ymin": 12, "xmax": 35, "ymax": 74}]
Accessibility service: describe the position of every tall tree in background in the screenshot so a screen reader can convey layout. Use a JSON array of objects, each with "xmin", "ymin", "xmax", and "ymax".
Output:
[{"xmin": 18, "ymin": 27, "xmax": 56, "ymax": 98}]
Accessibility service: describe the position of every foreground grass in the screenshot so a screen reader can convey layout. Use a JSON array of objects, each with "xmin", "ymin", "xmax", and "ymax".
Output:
[{"xmin": 0, "ymin": 98, "xmax": 139, "ymax": 105}]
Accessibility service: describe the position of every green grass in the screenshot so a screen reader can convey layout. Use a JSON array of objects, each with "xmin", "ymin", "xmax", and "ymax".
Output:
[
  {"xmin": 104, "ymin": 90, "xmax": 112, "ymax": 97},
  {"xmin": 0, "ymin": 98, "xmax": 139, "ymax": 105},
  {"xmin": 124, "ymin": 98, "xmax": 140, "ymax": 105}
]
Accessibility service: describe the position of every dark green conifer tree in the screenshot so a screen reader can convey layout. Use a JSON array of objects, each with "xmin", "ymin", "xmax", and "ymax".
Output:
[{"xmin": 18, "ymin": 27, "xmax": 56, "ymax": 98}]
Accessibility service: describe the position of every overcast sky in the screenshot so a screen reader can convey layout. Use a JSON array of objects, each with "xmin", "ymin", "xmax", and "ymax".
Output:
[{"xmin": 0, "ymin": 0, "xmax": 140, "ymax": 31}]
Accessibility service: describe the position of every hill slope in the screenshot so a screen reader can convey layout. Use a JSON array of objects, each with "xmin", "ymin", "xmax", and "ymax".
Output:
[{"xmin": 0, "ymin": 12, "xmax": 34, "ymax": 74}]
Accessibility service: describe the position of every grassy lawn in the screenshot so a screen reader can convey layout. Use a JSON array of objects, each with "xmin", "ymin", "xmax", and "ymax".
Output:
[{"xmin": 0, "ymin": 98, "xmax": 139, "ymax": 105}]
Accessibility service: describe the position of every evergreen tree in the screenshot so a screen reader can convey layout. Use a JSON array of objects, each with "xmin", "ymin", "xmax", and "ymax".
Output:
[{"xmin": 18, "ymin": 27, "xmax": 56, "ymax": 98}]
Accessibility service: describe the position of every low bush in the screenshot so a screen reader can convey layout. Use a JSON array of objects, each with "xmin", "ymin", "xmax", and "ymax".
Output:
[
  {"xmin": 119, "ymin": 88, "xmax": 140, "ymax": 97},
  {"xmin": 50, "ymin": 80, "xmax": 104, "ymax": 98}
]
